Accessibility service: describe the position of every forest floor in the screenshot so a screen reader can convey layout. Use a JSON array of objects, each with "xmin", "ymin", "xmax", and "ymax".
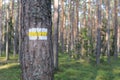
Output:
[
  {"xmin": 0, "ymin": 55, "xmax": 20, "ymax": 80},
  {"xmin": 0, "ymin": 54, "xmax": 120, "ymax": 80}
]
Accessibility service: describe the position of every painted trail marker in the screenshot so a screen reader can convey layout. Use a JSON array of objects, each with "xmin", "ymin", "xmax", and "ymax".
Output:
[{"xmin": 28, "ymin": 28, "xmax": 47, "ymax": 40}]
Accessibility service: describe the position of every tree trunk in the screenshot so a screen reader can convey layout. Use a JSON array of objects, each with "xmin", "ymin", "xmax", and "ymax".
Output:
[
  {"xmin": 106, "ymin": 0, "xmax": 111, "ymax": 63},
  {"xmin": 20, "ymin": 0, "xmax": 54, "ymax": 80},
  {"xmin": 67, "ymin": 0, "xmax": 71, "ymax": 54},
  {"xmin": 96, "ymin": 0, "xmax": 102, "ymax": 64},
  {"xmin": 6, "ymin": 6, "xmax": 10, "ymax": 61},
  {"xmin": 60, "ymin": 0, "xmax": 65, "ymax": 53},
  {"xmin": 114, "ymin": 0, "xmax": 118, "ymax": 59},
  {"xmin": 76, "ymin": 0, "xmax": 79, "ymax": 36},
  {"xmin": 0, "ymin": 0, "xmax": 2, "ymax": 56},
  {"xmin": 70, "ymin": 1, "xmax": 75, "ymax": 52},
  {"xmin": 75, "ymin": 0, "xmax": 79, "ymax": 56},
  {"xmin": 11, "ymin": 0, "xmax": 18, "ymax": 56},
  {"xmin": 53, "ymin": 0, "xmax": 59, "ymax": 70},
  {"xmin": 87, "ymin": 0, "xmax": 92, "ymax": 58},
  {"xmin": 81, "ymin": 1, "xmax": 86, "ymax": 57},
  {"xmin": 18, "ymin": 0, "xmax": 21, "ymax": 61},
  {"xmin": 117, "ymin": 27, "xmax": 120, "ymax": 56}
]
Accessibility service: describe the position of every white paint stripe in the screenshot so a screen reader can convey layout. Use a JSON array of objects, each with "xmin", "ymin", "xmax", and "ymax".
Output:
[
  {"xmin": 29, "ymin": 28, "xmax": 47, "ymax": 32},
  {"xmin": 29, "ymin": 36, "xmax": 37, "ymax": 40},
  {"xmin": 39, "ymin": 36, "xmax": 47, "ymax": 40}
]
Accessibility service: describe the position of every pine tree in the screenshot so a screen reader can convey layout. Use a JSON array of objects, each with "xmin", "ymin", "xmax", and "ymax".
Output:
[{"xmin": 20, "ymin": 0, "xmax": 54, "ymax": 80}]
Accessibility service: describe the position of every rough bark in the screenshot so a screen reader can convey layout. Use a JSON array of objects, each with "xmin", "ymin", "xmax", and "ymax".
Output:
[{"xmin": 20, "ymin": 0, "xmax": 54, "ymax": 80}]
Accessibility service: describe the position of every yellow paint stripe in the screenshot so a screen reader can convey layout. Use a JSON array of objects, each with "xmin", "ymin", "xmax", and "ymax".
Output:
[{"xmin": 28, "ymin": 32, "xmax": 47, "ymax": 36}]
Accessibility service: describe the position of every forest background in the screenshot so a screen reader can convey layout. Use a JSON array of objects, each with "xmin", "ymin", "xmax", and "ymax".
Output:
[{"xmin": 0, "ymin": 0, "xmax": 120, "ymax": 80}]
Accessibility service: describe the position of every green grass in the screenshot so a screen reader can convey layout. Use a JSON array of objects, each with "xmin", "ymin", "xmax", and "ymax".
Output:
[
  {"xmin": 0, "ymin": 63, "xmax": 20, "ymax": 80},
  {"xmin": 55, "ymin": 54, "xmax": 120, "ymax": 80},
  {"xmin": 0, "ymin": 54, "xmax": 120, "ymax": 80},
  {"xmin": 0, "ymin": 54, "xmax": 21, "ymax": 80}
]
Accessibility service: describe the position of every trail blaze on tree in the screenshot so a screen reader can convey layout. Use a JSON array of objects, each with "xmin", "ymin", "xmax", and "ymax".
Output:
[{"xmin": 20, "ymin": 0, "xmax": 53, "ymax": 80}]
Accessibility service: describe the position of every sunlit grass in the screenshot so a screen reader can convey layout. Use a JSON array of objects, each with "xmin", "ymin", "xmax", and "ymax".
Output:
[
  {"xmin": 0, "ymin": 58, "xmax": 6, "ymax": 62},
  {"xmin": 0, "ymin": 63, "xmax": 19, "ymax": 70},
  {"xmin": 0, "ymin": 54, "xmax": 21, "ymax": 80},
  {"xmin": 0, "ymin": 63, "xmax": 21, "ymax": 80}
]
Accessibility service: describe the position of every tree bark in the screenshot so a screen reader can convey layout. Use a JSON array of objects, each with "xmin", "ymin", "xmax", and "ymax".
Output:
[
  {"xmin": 114, "ymin": 0, "xmax": 118, "ymax": 59},
  {"xmin": 20, "ymin": 0, "xmax": 54, "ymax": 80},
  {"xmin": 70, "ymin": 1, "xmax": 75, "ymax": 52},
  {"xmin": 96, "ymin": 0, "xmax": 102, "ymax": 64},
  {"xmin": 53, "ymin": 0, "xmax": 59, "ymax": 70},
  {"xmin": 87, "ymin": 0, "xmax": 92, "ymax": 58},
  {"xmin": 60, "ymin": 0, "xmax": 65, "ymax": 53},
  {"xmin": 75, "ymin": 0, "xmax": 79, "ymax": 56},
  {"xmin": 12, "ymin": 0, "xmax": 18, "ymax": 56},
  {"xmin": 6, "ymin": 5, "xmax": 10, "ymax": 61},
  {"xmin": 106, "ymin": 0, "xmax": 111, "ymax": 63},
  {"xmin": 0, "ymin": 0, "xmax": 2, "ymax": 56},
  {"xmin": 18, "ymin": 0, "xmax": 21, "ymax": 61},
  {"xmin": 67, "ymin": 0, "xmax": 71, "ymax": 54}
]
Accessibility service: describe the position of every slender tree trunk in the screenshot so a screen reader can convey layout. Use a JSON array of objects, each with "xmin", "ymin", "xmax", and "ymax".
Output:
[
  {"xmin": 75, "ymin": 0, "xmax": 79, "ymax": 56},
  {"xmin": 11, "ymin": 0, "xmax": 18, "ymax": 56},
  {"xmin": 106, "ymin": 0, "xmax": 111, "ymax": 63},
  {"xmin": 70, "ymin": 1, "xmax": 75, "ymax": 52},
  {"xmin": 83, "ymin": 1, "xmax": 86, "ymax": 28},
  {"xmin": 76, "ymin": 0, "xmax": 79, "ymax": 35},
  {"xmin": 18, "ymin": 0, "xmax": 21, "ymax": 61},
  {"xmin": 6, "ymin": 6, "xmax": 10, "ymax": 61},
  {"xmin": 96, "ymin": 0, "xmax": 102, "ymax": 64},
  {"xmin": 60, "ymin": 0, "xmax": 65, "ymax": 53},
  {"xmin": 87, "ymin": 0, "xmax": 92, "ymax": 58},
  {"xmin": 67, "ymin": 0, "xmax": 71, "ymax": 54},
  {"xmin": 13, "ymin": 0, "xmax": 19, "ymax": 57},
  {"xmin": 20, "ymin": 0, "xmax": 53, "ymax": 80},
  {"xmin": 81, "ymin": 1, "xmax": 86, "ymax": 57},
  {"xmin": 64, "ymin": 2, "xmax": 68, "ymax": 52},
  {"xmin": 2, "ymin": 4, "xmax": 5, "ymax": 54},
  {"xmin": 118, "ymin": 0, "xmax": 120, "ymax": 55},
  {"xmin": 117, "ymin": 27, "xmax": 120, "ymax": 56},
  {"xmin": 0, "ymin": 0, "xmax": 2, "ymax": 56},
  {"xmin": 114, "ymin": 0, "xmax": 118, "ymax": 59},
  {"xmin": 53, "ymin": 0, "xmax": 59, "ymax": 70}
]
